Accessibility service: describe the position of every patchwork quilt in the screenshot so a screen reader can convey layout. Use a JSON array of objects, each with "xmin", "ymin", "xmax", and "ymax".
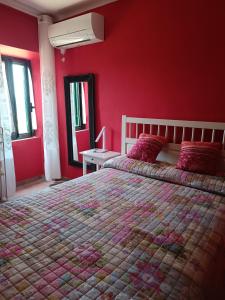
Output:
[{"xmin": 1, "ymin": 156, "xmax": 225, "ymax": 299}]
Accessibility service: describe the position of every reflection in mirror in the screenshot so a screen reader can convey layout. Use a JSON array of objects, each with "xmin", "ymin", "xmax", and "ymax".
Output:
[
  {"xmin": 70, "ymin": 81, "xmax": 88, "ymax": 161},
  {"xmin": 64, "ymin": 74, "xmax": 95, "ymax": 167}
]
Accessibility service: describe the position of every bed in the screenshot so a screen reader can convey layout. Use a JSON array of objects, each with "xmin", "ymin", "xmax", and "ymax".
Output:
[{"xmin": 1, "ymin": 116, "xmax": 225, "ymax": 299}]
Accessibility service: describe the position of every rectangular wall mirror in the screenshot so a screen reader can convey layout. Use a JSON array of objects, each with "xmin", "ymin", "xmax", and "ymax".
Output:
[{"xmin": 64, "ymin": 74, "xmax": 95, "ymax": 167}]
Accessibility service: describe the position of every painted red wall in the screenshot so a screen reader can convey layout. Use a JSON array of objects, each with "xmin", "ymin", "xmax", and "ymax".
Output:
[
  {"xmin": 12, "ymin": 137, "xmax": 43, "ymax": 181},
  {"xmin": 55, "ymin": 0, "xmax": 225, "ymax": 178},
  {"xmin": 0, "ymin": 4, "xmax": 43, "ymax": 182},
  {"xmin": 0, "ymin": 4, "xmax": 38, "ymax": 52}
]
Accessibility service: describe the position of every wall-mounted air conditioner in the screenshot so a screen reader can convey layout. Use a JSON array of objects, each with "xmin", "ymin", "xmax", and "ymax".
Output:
[{"xmin": 48, "ymin": 13, "xmax": 104, "ymax": 49}]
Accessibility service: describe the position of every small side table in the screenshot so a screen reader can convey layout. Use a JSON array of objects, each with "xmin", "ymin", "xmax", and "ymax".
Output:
[{"xmin": 80, "ymin": 149, "xmax": 120, "ymax": 175}]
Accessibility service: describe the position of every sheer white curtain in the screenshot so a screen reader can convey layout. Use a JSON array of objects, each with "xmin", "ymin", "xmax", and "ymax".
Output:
[
  {"xmin": 38, "ymin": 15, "xmax": 61, "ymax": 181},
  {"xmin": 0, "ymin": 54, "xmax": 16, "ymax": 198},
  {"xmin": 81, "ymin": 83, "xmax": 87, "ymax": 126}
]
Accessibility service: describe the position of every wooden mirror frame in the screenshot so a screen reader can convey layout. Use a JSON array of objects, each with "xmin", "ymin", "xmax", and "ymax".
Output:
[{"xmin": 64, "ymin": 73, "xmax": 95, "ymax": 167}]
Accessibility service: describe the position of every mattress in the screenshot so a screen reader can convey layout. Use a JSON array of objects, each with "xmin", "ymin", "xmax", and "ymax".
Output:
[{"xmin": 1, "ymin": 156, "xmax": 225, "ymax": 299}]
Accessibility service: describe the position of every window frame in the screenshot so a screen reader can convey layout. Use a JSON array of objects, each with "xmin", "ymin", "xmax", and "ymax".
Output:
[{"xmin": 2, "ymin": 55, "xmax": 36, "ymax": 140}]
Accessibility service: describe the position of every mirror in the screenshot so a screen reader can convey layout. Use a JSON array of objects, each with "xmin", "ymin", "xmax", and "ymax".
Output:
[{"xmin": 64, "ymin": 74, "xmax": 95, "ymax": 167}]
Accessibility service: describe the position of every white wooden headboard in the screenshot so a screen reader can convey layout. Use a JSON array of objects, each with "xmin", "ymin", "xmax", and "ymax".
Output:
[{"xmin": 121, "ymin": 115, "xmax": 225, "ymax": 164}]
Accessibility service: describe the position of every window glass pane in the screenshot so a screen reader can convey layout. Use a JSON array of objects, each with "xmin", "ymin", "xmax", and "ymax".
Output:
[
  {"xmin": 12, "ymin": 63, "xmax": 28, "ymax": 135},
  {"xmin": 28, "ymin": 69, "xmax": 37, "ymax": 130}
]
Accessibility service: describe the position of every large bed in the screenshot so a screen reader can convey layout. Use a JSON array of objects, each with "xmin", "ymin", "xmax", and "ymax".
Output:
[{"xmin": 1, "ymin": 116, "xmax": 225, "ymax": 299}]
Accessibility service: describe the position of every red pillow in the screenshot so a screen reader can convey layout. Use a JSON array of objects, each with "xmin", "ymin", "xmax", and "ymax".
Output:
[
  {"xmin": 176, "ymin": 141, "xmax": 221, "ymax": 175},
  {"xmin": 127, "ymin": 134, "xmax": 167, "ymax": 163}
]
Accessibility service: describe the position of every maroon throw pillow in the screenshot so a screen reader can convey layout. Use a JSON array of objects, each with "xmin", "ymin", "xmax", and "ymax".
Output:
[
  {"xmin": 176, "ymin": 141, "xmax": 221, "ymax": 175},
  {"xmin": 127, "ymin": 134, "xmax": 167, "ymax": 163}
]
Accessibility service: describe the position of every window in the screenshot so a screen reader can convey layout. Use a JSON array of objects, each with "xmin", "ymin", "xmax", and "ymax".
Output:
[
  {"xmin": 70, "ymin": 81, "xmax": 87, "ymax": 131},
  {"xmin": 2, "ymin": 56, "xmax": 37, "ymax": 139}
]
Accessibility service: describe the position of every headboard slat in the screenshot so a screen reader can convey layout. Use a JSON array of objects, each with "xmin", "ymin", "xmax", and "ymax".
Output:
[
  {"xmin": 201, "ymin": 129, "xmax": 205, "ymax": 142},
  {"xmin": 135, "ymin": 124, "xmax": 138, "ymax": 138},
  {"xmin": 191, "ymin": 128, "xmax": 195, "ymax": 142},
  {"xmin": 223, "ymin": 131, "xmax": 225, "ymax": 148},
  {"xmin": 211, "ymin": 129, "xmax": 215, "ymax": 142},
  {"xmin": 173, "ymin": 127, "xmax": 177, "ymax": 143},
  {"xmin": 157, "ymin": 125, "xmax": 160, "ymax": 136},
  {"xmin": 182, "ymin": 127, "xmax": 185, "ymax": 141},
  {"xmin": 165, "ymin": 126, "xmax": 168, "ymax": 138}
]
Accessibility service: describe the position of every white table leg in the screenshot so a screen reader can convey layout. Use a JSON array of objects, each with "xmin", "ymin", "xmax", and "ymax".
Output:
[
  {"xmin": 96, "ymin": 164, "xmax": 100, "ymax": 171},
  {"xmin": 83, "ymin": 157, "xmax": 87, "ymax": 175}
]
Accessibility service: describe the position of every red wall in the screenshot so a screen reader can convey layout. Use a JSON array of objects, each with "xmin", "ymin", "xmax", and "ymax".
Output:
[
  {"xmin": 0, "ymin": 4, "xmax": 38, "ymax": 52},
  {"xmin": 55, "ymin": 0, "xmax": 225, "ymax": 178},
  {"xmin": 0, "ymin": 4, "xmax": 43, "ymax": 182}
]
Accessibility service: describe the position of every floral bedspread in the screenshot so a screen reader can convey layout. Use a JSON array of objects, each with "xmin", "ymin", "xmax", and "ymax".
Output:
[{"xmin": 1, "ymin": 157, "xmax": 225, "ymax": 299}]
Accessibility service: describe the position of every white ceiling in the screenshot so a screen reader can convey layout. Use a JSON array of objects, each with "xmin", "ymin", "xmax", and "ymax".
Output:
[{"xmin": 0, "ymin": 0, "xmax": 118, "ymax": 20}]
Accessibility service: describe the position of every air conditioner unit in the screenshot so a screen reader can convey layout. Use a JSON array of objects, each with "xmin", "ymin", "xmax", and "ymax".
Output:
[{"xmin": 48, "ymin": 13, "xmax": 104, "ymax": 49}]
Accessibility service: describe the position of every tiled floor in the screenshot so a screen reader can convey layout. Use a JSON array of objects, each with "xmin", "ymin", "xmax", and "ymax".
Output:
[
  {"xmin": 14, "ymin": 178, "xmax": 54, "ymax": 197},
  {"xmin": 6, "ymin": 178, "xmax": 69, "ymax": 200}
]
